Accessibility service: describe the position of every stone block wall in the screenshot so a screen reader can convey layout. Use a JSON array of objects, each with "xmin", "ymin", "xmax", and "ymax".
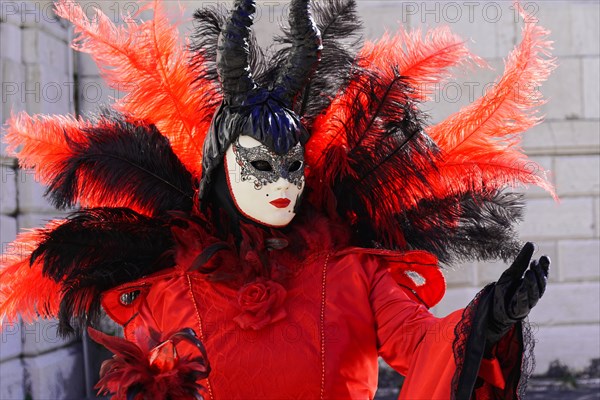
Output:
[
  {"xmin": 1, "ymin": 1, "xmax": 85, "ymax": 398},
  {"xmin": 0, "ymin": 0, "xmax": 598, "ymax": 397}
]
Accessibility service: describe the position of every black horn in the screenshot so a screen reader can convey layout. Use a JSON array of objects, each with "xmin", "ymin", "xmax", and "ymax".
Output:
[
  {"xmin": 216, "ymin": 0, "xmax": 257, "ymax": 104},
  {"xmin": 275, "ymin": 0, "xmax": 323, "ymax": 107}
]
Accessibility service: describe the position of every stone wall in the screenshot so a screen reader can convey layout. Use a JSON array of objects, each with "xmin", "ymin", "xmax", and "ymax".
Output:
[
  {"xmin": 0, "ymin": 0, "xmax": 598, "ymax": 397},
  {"xmin": 0, "ymin": 1, "xmax": 85, "ymax": 398}
]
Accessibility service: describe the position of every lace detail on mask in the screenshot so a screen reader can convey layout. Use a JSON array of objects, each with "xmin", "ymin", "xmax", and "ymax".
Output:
[{"xmin": 232, "ymin": 137, "xmax": 304, "ymax": 189}]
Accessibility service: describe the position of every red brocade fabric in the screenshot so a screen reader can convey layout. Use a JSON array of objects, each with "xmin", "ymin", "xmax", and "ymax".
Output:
[{"xmin": 102, "ymin": 245, "xmax": 516, "ymax": 399}]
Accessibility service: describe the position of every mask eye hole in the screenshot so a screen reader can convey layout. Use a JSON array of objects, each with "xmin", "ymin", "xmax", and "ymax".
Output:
[
  {"xmin": 288, "ymin": 160, "xmax": 303, "ymax": 172},
  {"xmin": 251, "ymin": 160, "xmax": 273, "ymax": 172}
]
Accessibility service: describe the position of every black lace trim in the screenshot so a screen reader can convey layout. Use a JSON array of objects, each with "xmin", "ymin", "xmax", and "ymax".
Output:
[
  {"xmin": 451, "ymin": 284, "xmax": 494, "ymax": 399},
  {"xmin": 517, "ymin": 319, "xmax": 536, "ymax": 398},
  {"xmin": 451, "ymin": 284, "xmax": 536, "ymax": 400}
]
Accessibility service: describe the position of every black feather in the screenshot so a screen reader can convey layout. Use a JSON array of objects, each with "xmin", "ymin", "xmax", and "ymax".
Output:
[
  {"xmin": 190, "ymin": 5, "xmax": 266, "ymax": 87},
  {"xmin": 189, "ymin": 6, "xmax": 224, "ymax": 84},
  {"xmin": 264, "ymin": 0, "xmax": 362, "ymax": 125},
  {"xmin": 46, "ymin": 109, "xmax": 194, "ymax": 215},
  {"xmin": 190, "ymin": 0, "xmax": 362, "ymax": 127},
  {"xmin": 325, "ymin": 71, "xmax": 440, "ymax": 247},
  {"xmin": 398, "ymin": 191, "xmax": 525, "ymax": 265},
  {"xmin": 30, "ymin": 208, "xmax": 175, "ymax": 336}
]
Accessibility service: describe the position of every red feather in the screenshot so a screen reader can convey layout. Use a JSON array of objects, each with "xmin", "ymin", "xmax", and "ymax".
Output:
[
  {"xmin": 308, "ymin": 6, "xmax": 555, "ymax": 234},
  {"xmin": 55, "ymin": 0, "xmax": 221, "ymax": 179},
  {"xmin": 88, "ymin": 327, "xmax": 210, "ymax": 400},
  {"xmin": 5, "ymin": 112, "xmax": 87, "ymax": 170},
  {"xmin": 359, "ymin": 26, "xmax": 485, "ymax": 102},
  {"xmin": 0, "ymin": 221, "xmax": 64, "ymax": 324},
  {"xmin": 306, "ymin": 25, "xmax": 485, "ymax": 213},
  {"xmin": 4, "ymin": 112, "xmax": 155, "ymax": 215},
  {"xmin": 427, "ymin": 6, "xmax": 557, "ymax": 200}
]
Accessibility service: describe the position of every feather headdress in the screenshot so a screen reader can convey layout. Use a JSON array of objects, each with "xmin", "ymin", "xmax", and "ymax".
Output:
[{"xmin": 1, "ymin": 0, "xmax": 554, "ymax": 332}]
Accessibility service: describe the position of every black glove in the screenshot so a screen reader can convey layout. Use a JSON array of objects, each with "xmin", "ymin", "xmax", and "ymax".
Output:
[{"xmin": 486, "ymin": 242, "xmax": 550, "ymax": 344}]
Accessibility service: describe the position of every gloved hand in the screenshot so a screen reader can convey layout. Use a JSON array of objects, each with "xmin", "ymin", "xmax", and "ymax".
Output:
[{"xmin": 486, "ymin": 242, "xmax": 550, "ymax": 344}]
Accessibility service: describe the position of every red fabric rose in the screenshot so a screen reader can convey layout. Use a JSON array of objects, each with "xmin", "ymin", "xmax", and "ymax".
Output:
[{"xmin": 233, "ymin": 279, "xmax": 287, "ymax": 330}]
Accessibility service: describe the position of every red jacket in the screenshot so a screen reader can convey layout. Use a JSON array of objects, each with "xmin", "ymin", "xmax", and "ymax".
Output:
[{"xmin": 102, "ymin": 237, "xmax": 522, "ymax": 399}]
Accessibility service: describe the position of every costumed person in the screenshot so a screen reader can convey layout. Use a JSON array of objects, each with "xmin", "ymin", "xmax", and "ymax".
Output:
[{"xmin": 0, "ymin": 0, "xmax": 556, "ymax": 398}]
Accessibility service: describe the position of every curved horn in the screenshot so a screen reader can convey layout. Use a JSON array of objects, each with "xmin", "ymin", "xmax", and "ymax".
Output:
[
  {"xmin": 217, "ymin": 0, "xmax": 257, "ymax": 104},
  {"xmin": 275, "ymin": 0, "xmax": 323, "ymax": 106}
]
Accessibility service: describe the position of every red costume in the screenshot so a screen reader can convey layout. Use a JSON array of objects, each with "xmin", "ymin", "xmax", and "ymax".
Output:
[
  {"xmin": 99, "ymin": 215, "xmax": 523, "ymax": 399},
  {"xmin": 0, "ymin": 0, "xmax": 554, "ymax": 398}
]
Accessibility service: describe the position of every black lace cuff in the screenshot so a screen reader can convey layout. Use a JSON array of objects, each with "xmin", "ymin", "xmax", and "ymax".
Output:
[{"xmin": 451, "ymin": 284, "xmax": 535, "ymax": 399}]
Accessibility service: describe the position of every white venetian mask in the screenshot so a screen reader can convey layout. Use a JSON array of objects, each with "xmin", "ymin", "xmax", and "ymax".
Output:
[{"xmin": 223, "ymin": 135, "xmax": 305, "ymax": 227}]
